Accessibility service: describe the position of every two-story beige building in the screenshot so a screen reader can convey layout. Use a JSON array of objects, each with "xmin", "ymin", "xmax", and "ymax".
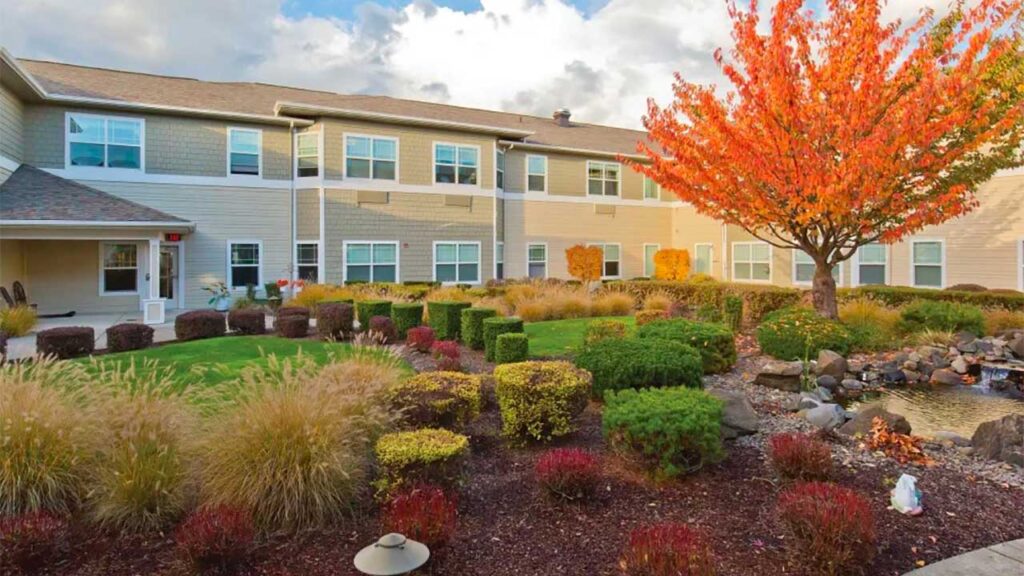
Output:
[{"xmin": 1, "ymin": 49, "xmax": 1022, "ymax": 323}]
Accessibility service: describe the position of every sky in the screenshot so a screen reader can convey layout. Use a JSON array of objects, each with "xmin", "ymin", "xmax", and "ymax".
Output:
[{"xmin": 0, "ymin": 0, "xmax": 950, "ymax": 130}]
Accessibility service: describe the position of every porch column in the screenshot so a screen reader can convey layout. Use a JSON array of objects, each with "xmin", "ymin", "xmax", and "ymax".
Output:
[{"xmin": 142, "ymin": 238, "xmax": 166, "ymax": 324}]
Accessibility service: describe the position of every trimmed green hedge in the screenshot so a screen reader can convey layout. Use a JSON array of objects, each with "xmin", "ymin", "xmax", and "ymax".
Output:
[
  {"xmin": 391, "ymin": 303, "xmax": 424, "ymax": 339},
  {"xmin": 723, "ymin": 295, "xmax": 743, "ymax": 331},
  {"xmin": 357, "ymin": 300, "xmax": 392, "ymax": 328},
  {"xmin": 495, "ymin": 333, "xmax": 530, "ymax": 364},
  {"xmin": 899, "ymin": 300, "xmax": 985, "ymax": 335},
  {"xmin": 461, "ymin": 307, "xmax": 498, "ymax": 350},
  {"xmin": 756, "ymin": 307, "xmax": 851, "ymax": 360},
  {"xmin": 603, "ymin": 280, "xmax": 801, "ymax": 321},
  {"xmin": 575, "ymin": 337, "xmax": 703, "ymax": 397},
  {"xmin": 483, "ymin": 317, "xmax": 525, "ymax": 362},
  {"xmin": 636, "ymin": 319, "xmax": 737, "ymax": 374},
  {"xmin": 428, "ymin": 301, "xmax": 473, "ymax": 341},
  {"xmin": 838, "ymin": 285, "xmax": 1024, "ymax": 311}
]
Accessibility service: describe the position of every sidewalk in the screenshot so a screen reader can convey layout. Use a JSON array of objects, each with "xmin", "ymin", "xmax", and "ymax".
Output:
[{"xmin": 903, "ymin": 539, "xmax": 1024, "ymax": 576}]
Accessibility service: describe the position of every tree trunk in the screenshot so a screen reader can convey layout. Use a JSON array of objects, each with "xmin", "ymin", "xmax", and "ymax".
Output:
[{"xmin": 812, "ymin": 263, "xmax": 839, "ymax": 319}]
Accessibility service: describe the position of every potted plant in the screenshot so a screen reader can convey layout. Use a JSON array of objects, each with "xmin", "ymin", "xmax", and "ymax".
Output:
[{"xmin": 203, "ymin": 281, "xmax": 231, "ymax": 311}]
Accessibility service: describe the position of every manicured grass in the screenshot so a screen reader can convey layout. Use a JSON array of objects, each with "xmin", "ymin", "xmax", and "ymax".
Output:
[{"xmin": 524, "ymin": 315, "xmax": 636, "ymax": 358}]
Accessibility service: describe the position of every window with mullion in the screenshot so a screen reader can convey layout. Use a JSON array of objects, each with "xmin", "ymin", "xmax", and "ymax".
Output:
[
  {"xmin": 296, "ymin": 242, "xmax": 319, "ymax": 283},
  {"xmin": 229, "ymin": 128, "xmax": 261, "ymax": 176},
  {"xmin": 435, "ymin": 242, "xmax": 480, "ymax": 284},
  {"xmin": 229, "ymin": 242, "xmax": 261, "ymax": 288},
  {"xmin": 435, "ymin": 143, "xmax": 478, "ymax": 185},
  {"xmin": 345, "ymin": 242, "xmax": 398, "ymax": 283},
  {"xmin": 345, "ymin": 136, "xmax": 397, "ymax": 180},
  {"xmin": 857, "ymin": 243, "xmax": 887, "ymax": 285},
  {"xmin": 643, "ymin": 176, "xmax": 660, "ymax": 200},
  {"xmin": 68, "ymin": 113, "xmax": 142, "ymax": 169},
  {"xmin": 527, "ymin": 155, "xmax": 547, "ymax": 192},
  {"xmin": 912, "ymin": 241, "xmax": 943, "ymax": 288},
  {"xmin": 793, "ymin": 250, "xmax": 840, "ymax": 285},
  {"xmin": 588, "ymin": 243, "xmax": 621, "ymax": 278},
  {"xmin": 733, "ymin": 242, "xmax": 771, "ymax": 281},
  {"xmin": 496, "ymin": 150, "xmax": 505, "ymax": 191},
  {"xmin": 527, "ymin": 244, "xmax": 547, "ymax": 279},
  {"xmin": 296, "ymin": 133, "xmax": 319, "ymax": 177},
  {"xmin": 496, "ymin": 242, "xmax": 504, "ymax": 279},
  {"xmin": 102, "ymin": 243, "xmax": 138, "ymax": 293},
  {"xmin": 587, "ymin": 161, "xmax": 620, "ymax": 196}
]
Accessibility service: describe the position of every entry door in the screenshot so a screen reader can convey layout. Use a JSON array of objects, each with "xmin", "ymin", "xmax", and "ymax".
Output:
[{"xmin": 159, "ymin": 245, "xmax": 180, "ymax": 308}]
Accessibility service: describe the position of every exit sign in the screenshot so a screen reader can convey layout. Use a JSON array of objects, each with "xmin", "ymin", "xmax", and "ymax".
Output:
[{"xmin": 165, "ymin": 233, "xmax": 182, "ymax": 242}]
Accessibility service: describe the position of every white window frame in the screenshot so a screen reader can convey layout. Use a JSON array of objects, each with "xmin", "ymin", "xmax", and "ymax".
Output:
[
  {"xmin": 643, "ymin": 176, "xmax": 660, "ymax": 201},
  {"xmin": 910, "ymin": 238, "xmax": 946, "ymax": 289},
  {"xmin": 342, "ymin": 240, "xmax": 400, "ymax": 284},
  {"xmin": 693, "ymin": 243, "xmax": 714, "ymax": 276},
  {"xmin": 852, "ymin": 242, "xmax": 889, "ymax": 287},
  {"xmin": 526, "ymin": 242, "xmax": 548, "ymax": 279},
  {"xmin": 496, "ymin": 241, "xmax": 504, "ymax": 279},
  {"xmin": 433, "ymin": 141, "xmax": 481, "ymax": 187},
  {"xmin": 643, "ymin": 243, "xmax": 660, "ymax": 277},
  {"xmin": 526, "ymin": 154, "xmax": 548, "ymax": 193},
  {"xmin": 343, "ymin": 133, "xmax": 399, "ymax": 181},
  {"xmin": 432, "ymin": 241, "xmax": 482, "ymax": 285},
  {"xmin": 791, "ymin": 250, "xmax": 843, "ymax": 287},
  {"xmin": 588, "ymin": 242, "xmax": 623, "ymax": 280},
  {"xmin": 295, "ymin": 240, "xmax": 322, "ymax": 284},
  {"xmin": 65, "ymin": 112, "xmax": 145, "ymax": 172},
  {"xmin": 294, "ymin": 131, "xmax": 323, "ymax": 179},
  {"xmin": 98, "ymin": 242, "xmax": 140, "ymax": 296},
  {"xmin": 226, "ymin": 240, "xmax": 264, "ymax": 291},
  {"xmin": 227, "ymin": 127, "xmax": 262, "ymax": 177},
  {"xmin": 495, "ymin": 149, "xmax": 505, "ymax": 192},
  {"xmin": 1019, "ymin": 237, "xmax": 1024, "ymax": 291},
  {"xmin": 586, "ymin": 160, "xmax": 621, "ymax": 197},
  {"xmin": 731, "ymin": 241, "xmax": 773, "ymax": 284}
]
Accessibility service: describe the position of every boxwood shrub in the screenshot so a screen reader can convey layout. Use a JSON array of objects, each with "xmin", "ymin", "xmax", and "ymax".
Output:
[
  {"xmin": 838, "ymin": 285, "xmax": 1024, "ymax": 311},
  {"xmin": 495, "ymin": 333, "xmax": 529, "ymax": 364},
  {"xmin": 460, "ymin": 307, "xmax": 498, "ymax": 350},
  {"xmin": 174, "ymin": 310, "xmax": 226, "ymax": 342},
  {"xmin": 575, "ymin": 337, "xmax": 703, "ymax": 397},
  {"xmin": 756, "ymin": 307, "xmax": 851, "ymax": 360},
  {"xmin": 603, "ymin": 386, "xmax": 723, "ymax": 479},
  {"xmin": 604, "ymin": 280, "xmax": 801, "ymax": 321},
  {"xmin": 228, "ymin": 309, "xmax": 266, "ymax": 335},
  {"xmin": 357, "ymin": 300, "xmax": 392, "ymax": 328},
  {"xmin": 106, "ymin": 323, "xmax": 155, "ymax": 352},
  {"xmin": 316, "ymin": 302, "xmax": 353, "ymax": 339},
  {"xmin": 374, "ymin": 428, "xmax": 469, "ymax": 495},
  {"xmin": 428, "ymin": 301, "xmax": 473, "ymax": 341},
  {"xmin": 636, "ymin": 319, "xmax": 737, "ymax": 374},
  {"xmin": 483, "ymin": 317, "xmax": 525, "ymax": 362},
  {"xmin": 391, "ymin": 303, "xmax": 424, "ymax": 340},
  {"xmin": 36, "ymin": 326, "xmax": 95, "ymax": 359},
  {"xmin": 494, "ymin": 361, "xmax": 592, "ymax": 443},
  {"xmin": 387, "ymin": 371, "xmax": 482, "ymax": 430},
  {"xmin": 899, "ymin": 300, "xmax": 985, "ymax": 335}
]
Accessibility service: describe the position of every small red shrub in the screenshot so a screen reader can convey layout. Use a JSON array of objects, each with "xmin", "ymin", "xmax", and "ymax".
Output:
[
  {"xmin": 381, "ymin": 485, "xmax": 457, "ymax": 549},
  {"xmin": 535, "ymin": 448, "xmax": 600, "ymax": 501},
  {"xmin": 0, "ymin": 511, "xmax": 69, "ymax": 572},
  {"xmin": 767, "ymin": 433, "xmax": 833, "ymax": 481},
  {"xmin": 369, "ymin": 315, "xmax": 397, "ymax": 344},
  {"xmin": 619, "ymin": 522, "xmax": 716, "ymax": 576},
  {"xmin": 407, "ymin": 326, "xmax": 436, "ymax": 353},
  {"xmin": 777, "ymin": 482, "xmax": 876, "ymax": 576},
  {"xmin": 431, "ymin": 340, "xmax": 462, "ymax": 371},
  {"xmin": 175, "ymin": 505, "xmax": 255, "ymax": 574}
]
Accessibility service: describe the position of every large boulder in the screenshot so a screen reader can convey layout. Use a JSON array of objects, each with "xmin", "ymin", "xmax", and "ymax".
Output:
[
  {"xmin": 754, "ymin": 360, "xmax": 804, "ymax": 392},
  {"xmin": 929, "ymin": 368, "xmax": 963, "ymax": 386},
  {"xmin": 815, "ymin": 350, "xmax": 847, "ymax": 379},
  {"xmin": 803, "ymin": 403, "xmax": 847, "ymax": 431},
  {"xmin": 708, "ymin": 389, "xmax": 759, "ymax": 439},
  {"xmin": 971, "ymin": 414, "xmax": 1024, "ymax": 467},
  {"xmin": 838, "ymin": 403, "xmax": 912, "ymax": 437},
  {"xmin": 1010, "ymin": 335, "xmax": 1024, "ymax": 360}
]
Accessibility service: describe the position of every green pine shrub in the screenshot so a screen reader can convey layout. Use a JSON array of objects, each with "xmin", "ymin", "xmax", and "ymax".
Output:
[
  {"xmin": 636, "ymin": 319, "xmax": 737, "ymax": 374},
  {"xmin": 493, "ymin": 361, "xmax": 591, "ymax": 443},
  {"xmin": 357, "ymin": 300, "xmax": 392, "ymax": 328},
  {"xmin": 899, "ymin": 300, "xmax": 985, "ymax": 336},
  {"xmin": 495, "ymin": 333, "xmax": 529, "ymax": 364},
  {"xmin": 460, "ymin": 308, "xmax": 498, "ymax": 350},
  {"xmin": 575, "ymin": 337, "xmax": 703, "ymax": 397},
  {"xmin": 723, "ymin": 295, "xmax": 743, "ymax": 331},
  {"xmin": 391, "ymin": 303, "xmax": 424, "ymax": 340},
  {"xmin": 483, "ymin": 317, "xmax": 524, "ymax": 362},
  {"xmin": 428, "ymin": 301, "xmax": 473, "ymax": 341},
  {"xmin": 756, "ymin": 307, "xmax": 852, "ymax": 360},
  {"xmin": 387, "ymin": 371, "xmax": 482, "ymax": 430}
]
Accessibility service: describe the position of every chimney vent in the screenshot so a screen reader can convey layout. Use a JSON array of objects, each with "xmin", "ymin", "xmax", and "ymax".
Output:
[{"xmin": 553, "ymin": 108, "xmax": 571, "ymax": 127}]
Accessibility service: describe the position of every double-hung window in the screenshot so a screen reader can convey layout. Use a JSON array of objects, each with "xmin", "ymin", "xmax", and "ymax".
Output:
[
  {"xmin": 296, "ymin": 133, "xmax": 320, "ymax": 177},
  {"xmin": 527, "ymin": 243, "xmax": 547, "ymax": 279},
  {"xmin": 101, "ymin": 243, "xmax": 138, "ymax": 294},
  {"xmin": 434, "ymin": 242, "xmax": 480, "ymax": 284},
  {"xmin": 527, "ymin": 155, "xmax": 547, "ymax": 192},
  {"xmin": 643, "ymin": 176, "xmax": 660, "ymax": 200},
  {"xmin": 296, "ymin": 242, "xmax": 319, "ymax": 283},
  {"xmin": 643, "ymin": 244, "xmax": 660, "ymax": 277},
  {"xmin": 434, "ymin": 143, "xmax": 478, "ymax": 185},
  {"xmin": 496, "ymin": 242, "xmax": 504, "ymax": 279},
  {"xmin": 345, "ymin": 135, "xmax": 397, "ymax": 180},
  {"xmin": 496, "ymin": 150, "xmax": 505, "ymax": 191},
  {"xmin": 587, "ymin": 161, "xmax": 620, "ymax": 196},
  {"xmin": 856, "ymin": 243, "xmax": 888, "ymax": 286},
  {"xmin": 228, "ymin": 241, "xmax": 262, "ymax": 289},
  {"xmin": 793, "ymin": 250, "xmax": 840, "ymax": 285},
  {"xmin": 345, "ymin": 242, "xmax": 398, "ymax": 283},
  {"xmin": 912, "ymin": 240, "xmax": 944, "ymax": 288},
  {"xmin": 589, "ymin": 243, "xmax": 622, "ymax": 279},
  {"xmin": 68, "ymin": 113, "xmax": 142, "ymax": 169},
  {"xmin": 694, "ymin": 244, "xmax": 713, "ymax": 275},
  {"xmin": 228, "ymin": 128, "xmax": 261, "ymax": 175},
  {"xmin": 733, "ymin": 242, "xmax": 771, "ymax": 282}
]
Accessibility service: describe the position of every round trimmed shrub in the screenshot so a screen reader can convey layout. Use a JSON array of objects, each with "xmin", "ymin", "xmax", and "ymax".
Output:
[
  {"xmin": 493, "ymin": 361, "xmax": 591, "ymax": 443},
  {"xmin": 316, "ymin": 301, "xmax": 353, "ymax": 339},
  {"xmin": 387, "ymin": 371, "xmax": 482, "ymax": 430},
  {"xmin": 357, "ymin": 300, "xmax": 392, "ymax": 328},
  {"xmin": 391, "ymin": 303, "xmax": 424, "ymax": 340},
  {"xmin": 369, "ymin": 315, "xmax": 397, "ymax": 343},
  {"xmin": 483, "ymin": 316, "xmax": 524, "ymax": 362},
  {"xmin": 276, "ymin": 315, "xmax": 309, "ymax": 338},
  {"xmin": 603, "ymin": 386, "xmax": 723, "ymax": 479},
  {"xmin": 105, "ymin": 323, "xmax": 154, "ymax": 352},
  {"xmin": 406, "ymin": 326, "xmax": 436, "ymax": 353},
  {"xmin": 276, "ymin": 306, "xmax": 309, "ymax": 319},
  {"xmin": 756, "ymin": 307, "xmax": 851, "ymax": 360},
  {"xmin": 777, "ymin": 482, "xmax": 876, "ymax": 575},
  {"xmin": 227, "ymin": 309, "xmax": 266, "ymax": 335},
  {"xmin": 637, "ymin": 318, "xmax": 737, "ymax": 374},
  {"xmin": 575, "ymin": 337, "xmax": 703, "ymax": 397},
  {"xmin": 460, "ymin": 307, "xmax": 498, "ymax": 350},
  {"xmin": 36, "ymin": 326, "xmax": 95, "ymax": 358},
  {"xmin": 899, "ymin": 299, "xmax": 985, "ymax": 335},
  {"xmin": 428, "ymin": 301, "xmax": 473, "ymax": 341},
  {"xmin": 374, "ymin": 428, "xmax": 469, "ymax": 495},
  {"xmin": 495, "ymin": 333, "xmax": 529, "ymax": 364},
  {"xmin": 175, "ymin": 310, "xmax": 226, "ymax": 342}
]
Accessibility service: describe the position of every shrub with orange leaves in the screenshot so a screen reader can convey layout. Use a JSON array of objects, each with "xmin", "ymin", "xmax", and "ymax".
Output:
[
  {"xmin": 566, "ymin": 245, "xmax": 603, "ymax": 286},
  {"xmin": 867, "ymin": 417, "xmax": 934, "ymax": 467},
  {"xmin": 653, "ymin": 249, "xmax": 690, "ymax": 281}
]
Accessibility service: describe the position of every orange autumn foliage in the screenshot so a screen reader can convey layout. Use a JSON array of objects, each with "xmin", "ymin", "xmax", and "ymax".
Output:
[
  {"xmin": 867, "ymin": 417, "xmax": 935, "ymax": 467},
  {"xmin": 653, "ymin": 249, "xmax": 690, "ymax": 281},
  {"xmin": 566, "ymin": 245, "xmax": 603, "ymax": 285}
]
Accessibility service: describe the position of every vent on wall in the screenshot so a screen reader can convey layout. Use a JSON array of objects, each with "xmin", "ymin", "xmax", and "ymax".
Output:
[
  {"xmin": 594, "ymin": 204, "xmax": 615, "ymax": 216},
  {"xmin": 357, "ymin": 190, "xmax": 389, "ymax": 204}
]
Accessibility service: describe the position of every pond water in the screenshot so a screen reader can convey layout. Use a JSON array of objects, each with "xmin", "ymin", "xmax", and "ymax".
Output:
[{"xmin": 846, "ymin": 385, "xmax": 1024, "ymax": 438}]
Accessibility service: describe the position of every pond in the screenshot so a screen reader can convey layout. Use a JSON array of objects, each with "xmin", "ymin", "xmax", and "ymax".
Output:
[{"xmin": 846, "ymin": 384, "xmax": 1024, "ymax": 438}]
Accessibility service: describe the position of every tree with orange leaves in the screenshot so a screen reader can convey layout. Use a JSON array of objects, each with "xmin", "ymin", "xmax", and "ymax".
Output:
[
  {"xmin": 635, "ymin": 0, "xmax": 1024, "ymax": 318},
  {"xmin": 653, "ymin": 248, "xmax": 691, "ymax": 281},
  {"xmin": 566, "ymin": 244, "xmax": 603, "ymax": 287}
]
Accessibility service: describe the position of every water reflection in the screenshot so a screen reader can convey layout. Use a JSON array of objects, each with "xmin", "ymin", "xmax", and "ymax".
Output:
[{"xmin": 847, "ymin": 386, "xmax": 1024, "ymax": 438}]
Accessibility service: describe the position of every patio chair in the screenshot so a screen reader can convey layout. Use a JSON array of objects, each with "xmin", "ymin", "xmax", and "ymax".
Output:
[
  {"xmin": 4, "ymin": 281, "xmax": 76, "ymax": 318},
  {"xmin": 0, "ymin": 287, "xmax": 13, "ymax": 308}
]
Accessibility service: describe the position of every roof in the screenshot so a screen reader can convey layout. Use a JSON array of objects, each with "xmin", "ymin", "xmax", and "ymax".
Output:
[
  {"xmin": 17, "ymin": 58, "xmax": 653, "ymax": 157},
  {"xmin": 0, "ymin": 165, "xmax": 192, "ymax": 227}
]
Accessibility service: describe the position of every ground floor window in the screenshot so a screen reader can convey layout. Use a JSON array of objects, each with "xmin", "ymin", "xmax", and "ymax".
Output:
[
  {"xmin": 101, "ymin": 243, "xmax": 138, "ymax": 294},
  {"xmin": 228, "ymin": 241, "xmax": 261, "ymax": 289},
  {"xmin": 643, "ymin": 244, "xmax": 659, "ymax": 277},
  {"xmin": 732, "ymin": 242, "xmax": 771, "ymax": 282},
  {"xmin": 912, "ymin": 240, "xmax": 944, "ymax": 288},
  {"xmin": 588, "ymin": 243, "xmax": 621, "ymax": 279},
  {"xmin": 793, "ymin": 250, "xmax": 840, "ymax": 285},
  {"xmin": 527, "ymin": 243, "xmax": 547, "ymax": 279},
  {"xmin": 435, "ymin": 242, "xmax": 480, "ymax": 284},
  {"xmin": 693, "ymin": 243, "xmax": 713, "ymax": 275},
  {"xmin": 296, "ymin": 242, "xmax": 319, "ymax": 283},
  {"xmin": 856, "ymin": 242, "xmax": 887, "ymax": 286},
  {"xmin": 496, "ymin": 242, "xmax": 504, "ymax": 279},
  {"xmin": 345, "ymin": 241, "xmax": 398, "ymax": 283}
]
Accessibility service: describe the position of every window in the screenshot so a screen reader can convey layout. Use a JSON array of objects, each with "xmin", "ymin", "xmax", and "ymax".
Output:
[
  {"xmin": 856, "ymin": 243, "xmax": 888, "ymax": 286},
  {"xmin": 1020, "ymin": 239, "xmax": 1024, "ymax": 291},
  {"xmin": 68, "ymin": 113, "xmax": 142, "ymax": 169},
  {"xmin": 496, "ymin": 150, "xmax": 505, "ymax": 191},
  {"xmin": 496, "ymin": 242, "xmax": 504, "ymax": 279},
  {"xmin": 793, "ymin": 250, "xmax": 840, "ymax": 285},
  {"xmin": 912, "ymin": 240, "xmax": 944, "ymax": 288},
  {"xmin": 589, "ymin": 243, "xmax": 622, "ymax": 279},
  {"xmin": 643, "ymin": 244, "xmax": 660, "ymax": 277},
  {"xmin": 643, "ymin": 176, "xmax": 660, "ymax": 200},
  {"xmin": 434, "ymin": 242, "xmax": 480, "ymax": 284},
  {"xmin": 527, "ymin": 155, "xmax": 547, "ymax": 192},
  {"xmin": 296, "ymin": 133, "xmax": 319, "ymax": 178},
  {"xmin": 587, "ymin": 161, "xmax": 620, "ymax": 196},
  {"xmin": 296, "ymin": 242, "xmax": 319, "ymax": 283},
  {"xmin": 345, "ymin": 242, "xmax": 398, "ymax": 283},
  {"xmin": 527, "ymin": 243, "xmax": 547, "ymax": 279},
  {"xmin": 694, "ymin": 244, "xmax": 713, "ymax": 275},
  {"xmin": 435, "ymin": 143, "xmax": 478, "ymax": 185},
  {"xmin": 345, "ymin": 135, "xmax": 397, "ymax": 180},
  {"xmin": 733, "ymin": 242, "xmax": 771, "ymax": 282},
  {"xmin": 228, "ymin": 128, "xmax": 261, "ymax": 176},
  {"xmin": 228, "ymin": 241, "xmax": 262, "ymax": 289},
  {"xmin": 101, "ymin": 243, "xmax": 138, "ymax": 294}
]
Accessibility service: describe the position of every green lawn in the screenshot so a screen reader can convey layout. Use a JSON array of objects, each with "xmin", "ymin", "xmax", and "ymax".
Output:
[{"xmin": 525, "ymin": 315, "xmax": 636, "ymax": 358}]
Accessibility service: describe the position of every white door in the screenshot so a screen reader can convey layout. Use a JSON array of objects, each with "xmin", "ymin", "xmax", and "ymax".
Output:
[{"xmin": 159, "ymin": 245, "xmax": 180, "ymax": 309}]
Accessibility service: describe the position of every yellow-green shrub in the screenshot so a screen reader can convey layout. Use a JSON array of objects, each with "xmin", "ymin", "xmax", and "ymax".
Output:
[
  {"xmin": 983, "ymin": 308, "xmax": 1024, "ymax": 334},
  {"xmin": 374, "ymin": 428, "xmax": 469, "ymax": 496},
  {"xmin": 0, "ymin": 305, "xmax": 37, "ymax": 337},
  {"xmin": 838, "ymin": 298, "xmax": 902, "ymax": 352},
  {"xmin": 289, "ymin": 284, "xmax": 357, "ymax": 310},
  {"xmin": 493, "ymin": 361, "xmax": 592, "ymax": 443},
  {"xmin": 388, "ymin": 372, "xmax": 482, "ymax": 430},
  {"xmin": 584, "ymin": 319, "xmax": 629, "ymax": 345}
]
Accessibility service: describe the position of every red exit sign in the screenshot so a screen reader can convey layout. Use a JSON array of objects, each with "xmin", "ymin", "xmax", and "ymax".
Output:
[{"xmin": 164, "ymin": 233, "xmax": 182, "ymax": 242}]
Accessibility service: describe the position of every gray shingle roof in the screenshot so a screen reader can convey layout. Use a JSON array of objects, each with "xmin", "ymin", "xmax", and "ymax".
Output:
[{"xmin": 0, "ymin": 165, "xmax": 190, "ymax": 224}]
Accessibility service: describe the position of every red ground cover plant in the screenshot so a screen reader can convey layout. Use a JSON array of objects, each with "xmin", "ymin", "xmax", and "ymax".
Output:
[
  {"xmin": 767, "ymin": 432, "xmax": 834, "ymax": 481},
  {"xmin": 535, "ymin": 448, "xmax": 601, "ymax": 502},
  {"xmin": 619, "ymin": 522, "xmax": 716, "ymax": 576},
  {"xmin": 381, "ymin": 485, "xmax": 458, "ymax": 549},
  {"xmin": 777, "ymin": 482, "xmax": 876, "ymax": 576},
  {"xmin": 174, "ymin": 505, "xmax": 256, "ymax": 574},
  {"xmin": 431, "ymin": 340, "xmax": 462, "ymax": 371},
  {"xmin": 406, "ymin": 326, "xmax": 436, "ymax": 353},
  {"xmin": 0, "ymin": 511, "xmax": 69, "ymax": 573}
]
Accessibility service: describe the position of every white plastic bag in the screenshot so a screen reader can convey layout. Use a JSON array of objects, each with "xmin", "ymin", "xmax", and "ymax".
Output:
[{"xmin": 890, "ymin": 473, "xmax": 923, "ymax": 516}]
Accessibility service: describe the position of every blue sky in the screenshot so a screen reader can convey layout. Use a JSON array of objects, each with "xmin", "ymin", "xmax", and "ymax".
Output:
[{"xmin": 282, "ymin": 0, "xmax": 610, "ymax": 20}]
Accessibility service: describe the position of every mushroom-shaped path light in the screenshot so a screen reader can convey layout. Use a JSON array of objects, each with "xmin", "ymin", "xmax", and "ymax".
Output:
[{"xmin": 353, "ymin": 533, "xmax": 430, "ymax": 575}]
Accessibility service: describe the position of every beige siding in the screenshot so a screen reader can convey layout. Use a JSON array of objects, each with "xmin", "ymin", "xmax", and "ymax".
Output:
[
  {"xmin": 502, "ymin": 149, "xmax": 647, "ymax": 200},
  {"xmin": 721, "ymin": 226, "xmax": 791, "ymax": 286},
  {"xmin": 20, "ymin": 240, "xmax": 143, "ymax": 314},
  {"xmin": 671, "ymin": 206, "xmax": 726, "ymax": 279},
  {"xmin": 0, "ymin": 83, "xmax": 25, "ymax": 162},
  {"xmin": 0, "ymin": 239, "xmax": 26, "ymax": 288},
  {"xmin": 23, "ymin": 105, "xmax": 63, "ymax": 168},
  {"xmin": 296, "ymin": 188, "xmax": 321, "ymax": 240}
]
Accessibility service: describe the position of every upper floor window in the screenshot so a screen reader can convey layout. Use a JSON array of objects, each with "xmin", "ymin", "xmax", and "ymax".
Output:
[
  {"xmin": 496, "ymin": 150, "xmax": 505, "ymax": 191},
  {"xmin": 643, "ymin": 176, "xmax": 660, "ymax": 200},
  {"xmin": 587, "ymin": 161, "xmax": 620, "ymax": 196},
  {"xmin": 228, "ymin": 128, "xmax": 261, "ymax": 176},
  {"xmin": 345, "ymin": 135, "xmax": 397, "ymax": 180},
  {"xmin": 527, "ymin": 155, "xmax": 547, "ymax": 192},
  {"xmin": 435, "ymin": 143, "xmax": 478, "ymax": 185},
  {"xmin": 296, "ymin": 133, "xmax": 319, "ymax": 178},
  {"xmin": 68, "ymin": 113, "xmax": 142, "ymax": 169}
]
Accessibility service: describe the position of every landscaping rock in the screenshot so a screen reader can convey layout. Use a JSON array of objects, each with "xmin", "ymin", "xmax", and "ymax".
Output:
[
  {"xmin": 882, "ymin": 368, "xmax": 907, "ymax": 385},
  {"xmin": 840, "ymin": 378, "xmax": 864, "ymax": 392},
  {"xmin": 951, "ymin": 356, "xmax": 969, "ymax": 374},
  {"xmin": 815, "ymin": 350, "xmax": 847, "ymax": 379},
  {"xmin": 798, "ymin": 392, "xmax": 823, "ymax": 411},
  {"xmin": 838, "ymin": 403, "xmax": 912, "ymax": 437},
  {"xmin": 902, "ymin": 369, "xmax": 922, "ymax": 383},
  {"xmin": 816, "ymin": 386, "xmax": 834, "ymax": 403},
  {"xmin": 971, "ymin": 414, "xmax": 1024, "ymax": 467},
  {"xmin": 753, "ymin": 360, "xmax": 804, "ymax": 392},
  {"xmin": 803, "ymin": 403, "xmax": 846, "ymax": 431},
  {"xmin": 930, "ymin": 368, "xmax": 963, "ymax": 386},
  {"xmin": 708, "ymin": 389, "xmax": 759, "ymax": 439},
  {"xmin": 1010, "ymin": 335, "xmax": 1024, "ymax": 359},
  {"xmin": 933, "ymin": 431, "xmax": 971, "ymax": 448},
  {"xmin": 816, "ymin": 374, "xmax": 838, "ymax": 391},
  {"xmin": 847, "ymin": 359, "xmax": 866, "ymax": 375}
]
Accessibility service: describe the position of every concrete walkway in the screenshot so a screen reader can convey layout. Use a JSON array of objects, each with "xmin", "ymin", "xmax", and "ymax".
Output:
[
  {"xmin": 6, "ymin": 311, "xmax": 182, "ymax": 360},
  {"xmin": 903, "ymin": 539, "xmax": 1024, "ymax": 575}
]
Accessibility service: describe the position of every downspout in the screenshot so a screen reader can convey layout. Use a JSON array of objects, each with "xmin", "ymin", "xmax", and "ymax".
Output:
[{"xmin": 289, "ymin": 120, "xmax": 296, "ymax": 298}]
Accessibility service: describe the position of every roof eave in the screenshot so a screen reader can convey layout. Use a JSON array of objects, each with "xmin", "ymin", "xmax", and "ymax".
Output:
[
  {"xmin": 0, "ymin": 219, "xmax": 196, "ymax": 231},
  {"xmin": 276, "ymin": 101, "xmax": 535, "ymax": 138},
  {"xmin": 497, "ymin": 139, "xmax": 654, "ymax": 161}
]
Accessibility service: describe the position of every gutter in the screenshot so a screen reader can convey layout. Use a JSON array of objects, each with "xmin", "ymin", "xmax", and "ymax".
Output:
[
  {"xmin": 0, "ymin": 219, "xmax": 196, "ymax": 231},
  {"xmin": 276, "ymin": 102, "xmax": 535, "ymax": 138},
  {"xmin": 496, "ymin": 139, "xmax": 653, "ymax": 161}
]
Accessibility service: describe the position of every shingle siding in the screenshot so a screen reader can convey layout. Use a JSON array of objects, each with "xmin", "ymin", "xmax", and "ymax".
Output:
[
  {"xmin": 0, "ymin": 83, "xmax": 25, "ymax": 162},
  {"xmin": 296, "ymin": 188, "xmax": 320, "ymax": 240}
]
